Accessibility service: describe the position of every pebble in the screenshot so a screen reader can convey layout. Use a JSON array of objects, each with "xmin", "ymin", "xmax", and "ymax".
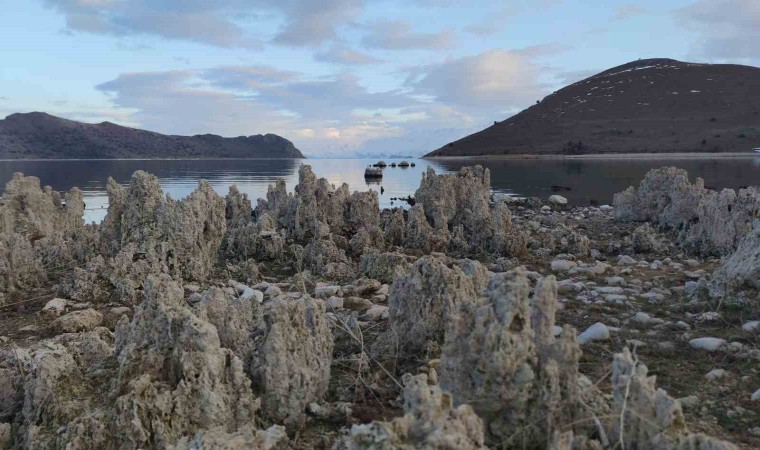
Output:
[
  {"xmin": 752, "ymin": 389, "xmax": 760, "ymax": 402},
  {"xmin": 314, "ymin": 285, "xmax": 339, "ymax": 298},
  {"xmin": 677, "ymin": 395, "xmax": 700, "ymax": 410},
  {"xmin": 689, "ymin": 337, "xmax": 726, "ymax": 352},
  {"xmin": 548, "ymin": 194, "xmax": 568, "ymax": 205},
  {"xmin": 596, "ymin": 286, "xmax": 623, "ymax": 295},
  {"xmin": 326, "ymin": 296, "xmax": 344, "ymax": 309},
  {"xmin": 264, "ymin": 285, "xmax": 282, "ymax": 297},
  {"xmin": 578, "ymin": 322, "xmax": 610, "ymax": 344},
  {"xmin": 632, "ymin": 312, "xmax": 664, "ymax": 327},
  {"xmin": 674, "ymin": 321, "xmax": 690, "ymax": 330},
  {"xmin": 705, "ymin": 368, "xmax": 728, "ymax": 381},
  {"xmin": 551, "ymin": 259, "xmax": 577, "ymax": 273},
  {"xmin": 361, "ymin": 304, "xmax": 389, "ymax": 321},
  {"xmin": 41, "ymin": 298, "xmax": 68, "ymax": 317},
  {"xmin": 742, "ymin": 320, "xmax": 759, "ymax": 332},
  {"xmin": 552, "ymin": 325, "xmax": 563, "ymax": 336},
  {"xmin": 52, "ymin": 309, "xmax": 103, "ymax": 333},
  {"xmin": 617, "ymin": 255, "xmax": 636, "ymax": 265}
]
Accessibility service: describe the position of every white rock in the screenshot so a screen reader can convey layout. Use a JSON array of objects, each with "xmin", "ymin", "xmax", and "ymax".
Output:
[
  {"xmin": 741, "ymin": 321, "xmax": 759, "ymax": 332},
  {"xmin": 548, "ymin": 195, "xmax": 568, "ymax": 205},
  {"xmin": 314, "ymin": 285, "xmax": 339, "ymax": 298},
  {"xmin": 675, "ymin": 321, "xmax": 690, "ymax": 330},
  {"xmin": 604, "ymin": 294, "xmax": 628, "ymax": 303},
  {"xmin": 41, "ymin": 298, "xmax": 68, "ymax": 317},
  {"xmin": 632, "ymin": 312, "xmax": 664, "ymax": 327},
  {"xmin": 326, "ymin": 296, "xmax": 344, "ymax": 309},
  {"xmin": 578, "ymin": 322, "xmax": 610, "ymax": 345},
  {"xmin": 617, "ymin": 255, "xmax": 636, "ymax": 265},
  {"xmin": 689, "ymin": 337, "xmax": 726, "ymax": 352},
  {"xmin": 752, "ymin": 389, "xmax": 760, "ymax": 402},
  {"xmin": 605, "ymin": 276, "xmax": 625, "ymax": 286},
  {"xmin": 265, "ymin": 285, "xmax": 282, "ymax": 297},
  {"xmin": 551, "ymin": 259, "xmax": 577, "ymax": 273},
  {"xmin": 705, "ymin": 369, "xmax": 728, "ymax": 381},
  {"xmin": 552, "ymin": 325, "xmax": 563, "ymax": 337},
  {"xmin": 361, "ymin": 304, "xmax": 389, "ymax": 321},
  {"xmin": 596, "ymin": 286, "xmax": 623, "ymax": 295}
]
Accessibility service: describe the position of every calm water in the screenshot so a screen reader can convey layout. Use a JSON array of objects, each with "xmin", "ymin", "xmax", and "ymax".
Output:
[{"xmin": 1, "ymin": 157, "xmax": 759, "ymax": 223}]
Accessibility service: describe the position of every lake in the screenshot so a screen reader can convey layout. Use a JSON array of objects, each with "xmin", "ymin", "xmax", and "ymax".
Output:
[{"xmin": 1, "ymin": 156, "xmax": 759, "ymax": 223}]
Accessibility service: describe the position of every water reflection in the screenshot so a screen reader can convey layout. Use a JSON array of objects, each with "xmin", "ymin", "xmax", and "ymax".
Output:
[{"xmin": 1, "ymin": 156, "xmax": 759, "ymax": 223}]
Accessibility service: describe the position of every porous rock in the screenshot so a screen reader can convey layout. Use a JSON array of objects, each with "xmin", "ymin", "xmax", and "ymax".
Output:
[
  {"xmin": 610, "ymin": 347, "xmax": 738, "ymax": 449},
  {"xmin": 250, "ymin": 294, "xmax": 333, "ymax": 429},
  {"xmin": 439, "ymin": 269, "xmax": 588, "ymax": 446},
  {"xmin": 334, "ymin": 373, "xmax": 487, "ymax": 450},
  {"xmin": 372, "ymin": 256, "xmax": 486, "ymax": 359}
]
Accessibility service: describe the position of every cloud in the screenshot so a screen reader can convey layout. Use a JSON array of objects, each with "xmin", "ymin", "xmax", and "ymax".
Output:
[
  {"xmin": 406, "ymin": 49, "xmax": 548, "ymax": 110},
  {"xmin": 95, "ymin": 66, "xmax": 420, "ymax": 154},
  {"xmin": 272, "ymin": 0, "xmax": 364, "ymax": 46},
  {"xmin": 314, "ymin": 44, "xmax": 382, "ymax": 65},
  {"xmin": 464, "ymin": 7, "xmax": 515, "ymax": 37},
  {"xmin": 611, "ymin": 4, "xmax": 647, "ymax": 21},
  {"xmin": 362, "ymin": 20, "xmax": 455, "ymax": 50},
  {"xmin": 43, "ymin": 0, "xmax": 363, "ymax": 48},
  {"xmin": 675, "ymin": 0, "xmax": 760, "ymax": 59}
]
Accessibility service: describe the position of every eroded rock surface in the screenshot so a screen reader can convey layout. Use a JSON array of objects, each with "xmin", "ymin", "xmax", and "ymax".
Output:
[
  {"xmin": 334, "ymin": 373, "xmax": 487, "ymax": 450},
  {"xmin": 372, "ymin": 256, "xmax": 486, "ymax": 360},
  {"xmin": 251, "ymin": 294, "xmax": 334, "ymax": 429},
  {"xmin": 614, "ymin": 167, "xmax": 760, "ymax": 256}
]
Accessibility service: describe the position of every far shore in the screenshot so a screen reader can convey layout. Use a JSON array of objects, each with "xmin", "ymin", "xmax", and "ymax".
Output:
[{"xmin": 423, "ymin": 151, "xmax": 760, "ymax": 160}]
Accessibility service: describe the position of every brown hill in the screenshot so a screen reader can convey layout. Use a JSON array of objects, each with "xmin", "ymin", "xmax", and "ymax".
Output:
[
  {"xmin": 426, "ymin": 58, "xmax": 760, "ymax": 157},
  {"xmin": 0, "ymin": 112, "xmax": 304, "ymax": 159}
]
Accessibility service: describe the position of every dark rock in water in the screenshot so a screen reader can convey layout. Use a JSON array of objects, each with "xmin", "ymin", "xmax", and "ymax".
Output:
[
  {"xmin": 399, "ymin": 161, "xmax": 410, "ymax": 167},
  {"xmin": 0, "ymin": 112, "xmax": 305, "ymax": 159},
  {"xmin": 551, "ymin": 185, "xmax": 572, "ymax": 192},
  {"xmin": 391, "ymin": 163, "xmax": 397, "ymax": 167},
  {"xmin": 410, "ymin": 162, "xmax": 416, "ymax": 167},
  {"xmin": 364, "ymin": 167, "xmax": 383, "ymax": 178},
  {"xmin": 375, "ymin": 160, "xmax": 388, "ymax": 167}
]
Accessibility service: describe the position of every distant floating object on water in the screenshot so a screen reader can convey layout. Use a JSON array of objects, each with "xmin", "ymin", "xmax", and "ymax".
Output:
[
  {"xmin": 390, "ymin": 162, "xmax": 397, "ymax": 167},
  {"xmin": 364, "ymin": 167, "xmax": 383, "ymax": 178},
  {"xmin": 410, "ymin": 162, "xmax": 416, "ymax": 167},
  {"xmin": 398, "ymin": 160, "xmax": 410, "ymax": 167},
  {"xmin": 374, "ymin": 160, "xmax": 387, "ymax": 167}
]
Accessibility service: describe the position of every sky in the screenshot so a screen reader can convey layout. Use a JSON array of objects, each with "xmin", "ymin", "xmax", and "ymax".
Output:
[{"xmin": 0, "ymin": 0, "xmax": 758, "ymax": 157}]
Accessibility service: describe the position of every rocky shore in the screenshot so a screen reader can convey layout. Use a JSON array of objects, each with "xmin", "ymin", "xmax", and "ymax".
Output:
[{"xmin": 0, "ymin": 165, "xmax": 758, "ymax": 449}]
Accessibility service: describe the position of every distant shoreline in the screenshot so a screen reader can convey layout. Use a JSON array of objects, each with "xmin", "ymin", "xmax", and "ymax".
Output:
[{"xmin": 423, "ymin": 152, "xmax": 760, "ymax": 160}]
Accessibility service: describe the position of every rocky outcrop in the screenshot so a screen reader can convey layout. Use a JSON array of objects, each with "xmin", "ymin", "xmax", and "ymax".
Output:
[
  {"xmin": 6, "ymin": 275, "xmax": 282, "ymax": 449},
  {"xmin": 609, "ymin": 348, "xmax": 737, "ymax": 450},
  {"xmin": 250, "ymin": 295, "xmax": 333, "ymax": 429},
  {"xmin": 439, "ymin": 269, "xmax": 588, "ymax": 447},
  {"xmin": 410, "ymin": 166, "xmax": 526, "ymax": 256},
  {"xmin": 101, "ymin": 171, "xmax": 226, "ymax": 281},
  {"xmin": 334, "ymin": 373, "xmax": 487, "ymax": 450},
  {"xmin": 194, "ymin": 287, "xmax": 263, "ymax": 369},
  {"xmin": 695, "ymin": 221, "xmax": 760, "ymax": 306},
  {"xmin": 372, "ymin": 256, "xmax": 487, "ymax": 360},
  {"xmin": 0, "ymin": 173, "xmax": 90, "ymax": 300},
  {"xmin": 359, "ymin": 252, "xmax": 410, "ymax": 284},
  {"xmin": 614, "ymin": 167, "xmax": 760, "ymax": 256},
  {"xmin": 63, "ymin": 171, "xmax": 227, "ymax": 305}
]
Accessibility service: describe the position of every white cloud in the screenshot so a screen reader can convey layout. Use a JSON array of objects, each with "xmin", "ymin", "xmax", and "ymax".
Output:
[
  {"xmin": 43, "ymin": 0, "xmax": 364, "ymax": 48},
  {"xmin": 362, "ymin": 20, "xmax": 455, "ymax": 50},
  {"xmin": 675, "ymin": 0, "xmax": 760, "ymax": 59},
  {"xmin": 611, "ymin": 4, "xmax": 647, "ymax": 21},
  {"xmin": 314, "ymin": 44, "xmax": 382, "ymax": 65},
  {"xmin": 406, "ymin": 49, "xmax": 548, "ymax": 110}
]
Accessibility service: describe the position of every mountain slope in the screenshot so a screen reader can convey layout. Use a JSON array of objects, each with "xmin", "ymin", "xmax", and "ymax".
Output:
[
  {"xmin": 425, "ymin": 58, "xmax": 760, "ymax": 157},
  {"xmin": 0, "ymin": 112, "xmax": 304, "ymax": 159}
]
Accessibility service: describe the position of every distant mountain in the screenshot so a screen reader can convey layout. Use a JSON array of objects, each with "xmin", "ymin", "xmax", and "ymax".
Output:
[
  {"xmin": 426, "ymin": 58, "xmax": 760, "ymax": 157},
  {"xmin": 0, "ymin": 112, "xmax": 304, "ymax": 159}
]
